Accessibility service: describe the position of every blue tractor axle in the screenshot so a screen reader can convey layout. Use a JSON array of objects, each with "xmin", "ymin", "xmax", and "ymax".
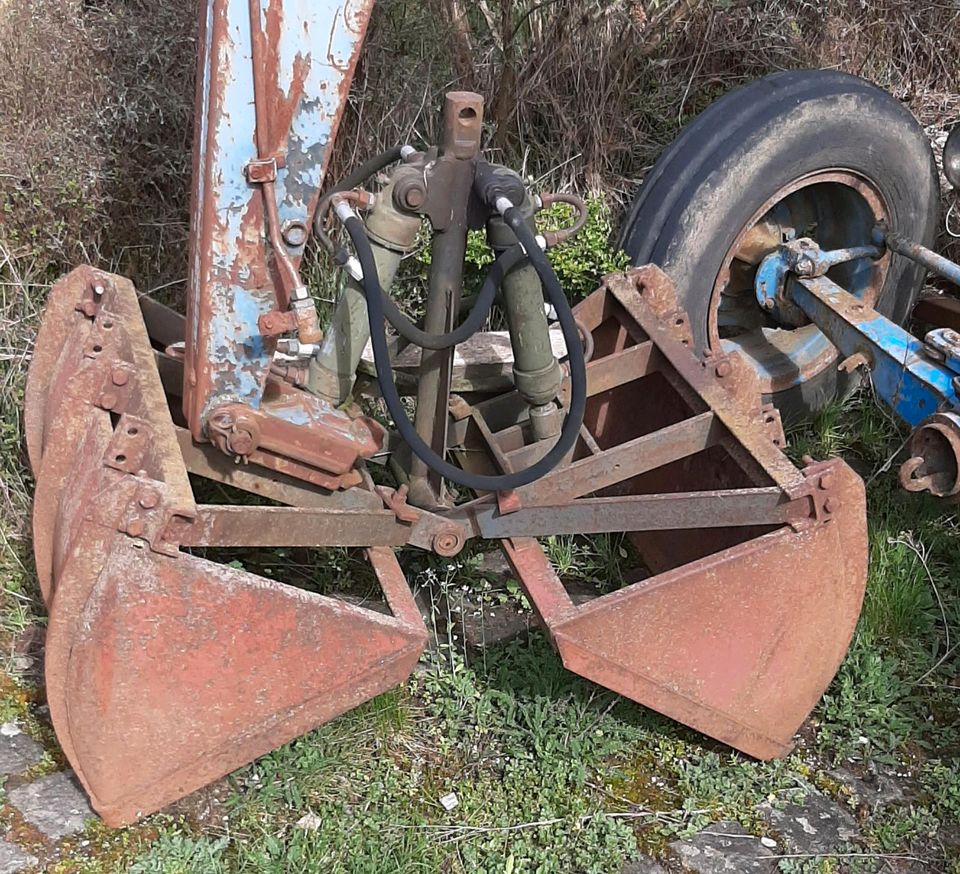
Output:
[{"xmin": 756, "ymin": 231, "xmax": 960, "ymax": 496}]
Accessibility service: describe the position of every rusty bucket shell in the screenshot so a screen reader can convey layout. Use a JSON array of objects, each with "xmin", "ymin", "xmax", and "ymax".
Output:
[
  {"xmin": 501, "ymin": 272, "xmax": 869, "ymax": 759},
  {"xmin": 26, "ymin": 268, "xmax": 427, "ymax": 825}
]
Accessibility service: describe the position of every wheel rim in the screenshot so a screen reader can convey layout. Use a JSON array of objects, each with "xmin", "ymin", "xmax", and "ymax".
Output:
[{"xmin": 711, "ymin": 170, "xmax": 891, "ymax": 395}]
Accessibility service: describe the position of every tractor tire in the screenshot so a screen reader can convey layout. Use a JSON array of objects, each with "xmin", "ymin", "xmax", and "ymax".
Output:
[{"xmin": 619, "ymin": 69, "xmax": 939, "ymax": 423}]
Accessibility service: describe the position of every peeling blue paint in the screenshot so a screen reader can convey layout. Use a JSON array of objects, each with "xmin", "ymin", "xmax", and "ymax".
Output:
[
  {"xmin": 793, "ymin": 276, "xmax": 958, "ymax": 427},
  {"xmin": 269, "ymin": 404, "xmax": 312, "ymax": 425},
  {"xmin": 187, "ymin": 0, "xmax": 369, "ymax": 422}
]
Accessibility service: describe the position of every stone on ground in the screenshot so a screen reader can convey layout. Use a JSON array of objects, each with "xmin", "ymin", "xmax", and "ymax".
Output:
[
  {"xmin": 828, "ymin": 766, "xmax": 905, "ymax": 810},
  {"xmin": 621, "ymin": 855, "xmax": 668, "ymax": 873},
  {"xmin": 8, "ymin": 771, "xmax": 94, "ymax": 840},
  {"xmin": 668, "ymin": 821, "xmax": 776, "ymax": 873},
  {"xmin": 0, "ymin": 840, "xmax": 38, "ymax": 874},
  {"xmin": 0, "ymin": 731, "xmax": 42, "ymax": 776},
  {"xmin": 759, "ymin": 788, "xmax": 859, "ymax": 854}
]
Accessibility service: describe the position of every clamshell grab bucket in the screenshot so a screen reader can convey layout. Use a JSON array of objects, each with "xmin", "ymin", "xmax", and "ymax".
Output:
[
  {"xmin": 25, "ymin": 265, "xmax": 868, "ymax": 824},
  {"xmin": 26, "ymin": 268, "xmax": 428, "ymax": 825},
  {"xmin": 496, "ymin": 269, "xmax": 868, "ymax": 758}
]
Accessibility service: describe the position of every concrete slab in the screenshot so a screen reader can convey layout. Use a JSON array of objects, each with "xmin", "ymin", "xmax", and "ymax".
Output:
[{"xmin": 8, "ymin": 771, "xmax": 95, "ymax": 840}]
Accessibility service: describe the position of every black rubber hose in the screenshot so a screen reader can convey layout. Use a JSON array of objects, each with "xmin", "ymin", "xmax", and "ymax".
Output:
[
  {"xmin": 379, "ymin": 246, "xmax": 526, "ymax": 350},
  {"xmin": 314, "ymin": 146, "xmax": 408, "ymax": 252},
  {"xmin": 342, "ymin": 213, "xmax": 587, "ymax": 491},
  {"xmin": 330, "ymin": 145, "xmax": 405, "ymax": 195}
]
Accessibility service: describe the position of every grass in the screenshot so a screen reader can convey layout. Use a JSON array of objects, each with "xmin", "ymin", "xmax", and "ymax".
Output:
[
  {"xmin": 0, "ymin": 384, "xmax": 954, "ymax": 872},
  {"xmin": 3, "ymin": 200, "xmax": 960, "ymax": 874},
  {"xmin": 1, "ymin": 2, "xmax": 959, "ymax": 870}
]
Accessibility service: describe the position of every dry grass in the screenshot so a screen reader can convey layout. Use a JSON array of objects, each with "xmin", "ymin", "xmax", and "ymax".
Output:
[
  {"xmin": 0, "ymin": 0, "xmax": 195, "ymax": 284},
  {"xmin": 352, "ymin": 0, "xmax": 960, "ymax": 197},
  {"xmin": 2, "ymin": 0, "xmax": 959, "ymax": 285},
  {"xmin": 1, "ymin": 0, "xmax": 960, "ymax": 599}
]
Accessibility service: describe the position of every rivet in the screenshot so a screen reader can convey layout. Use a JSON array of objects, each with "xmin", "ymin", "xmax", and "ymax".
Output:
[
  {"xmin": 714, "ymin": 361, "xmax": 732, "ymax": 378},
  {"xmin": 139, "ymin": 492, "xmax": 159, "ymax": 509}
]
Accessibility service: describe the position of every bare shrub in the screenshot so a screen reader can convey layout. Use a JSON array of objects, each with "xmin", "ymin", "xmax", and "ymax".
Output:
[
  {"xmin": 3, "ymin": 0, "xmax": 959, "ymax": 283},
  {"xmin": 0, "ymin": 0, "xmax": 195, "ymax": 285}
]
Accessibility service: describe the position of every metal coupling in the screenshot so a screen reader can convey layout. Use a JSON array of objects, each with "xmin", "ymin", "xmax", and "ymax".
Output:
[
  {"xmin": 899, "ymin": 411, "xmax": 960, "ymax": 497},
  {"xmin": 275, "ymin": 339, "xmax": 319, "ymax": 357},
  {"xmin": 529, "ymin": 402, "xmax": 562, "ymax": 440},
  {"xmin": 206, "ymin": 404, "xmax": 261, "ymax": 459},
  {"xmin": 291, "ymin": 297, "xmax": 322, "ymax": 344}
]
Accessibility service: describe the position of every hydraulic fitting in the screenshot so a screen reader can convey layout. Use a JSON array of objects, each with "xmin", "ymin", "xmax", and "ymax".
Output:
[{"xmin": 308, "ymin": 176, "xmax": 421, "ymax": 404}]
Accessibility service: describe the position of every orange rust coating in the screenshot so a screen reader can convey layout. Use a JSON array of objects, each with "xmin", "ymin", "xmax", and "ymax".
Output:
[
  {"xmin": 29, "ymin": 267, "xmax": 427, "ymax": 824},
  {"xmin": 46, "ymin": 530, "xmax": 426, "ymax": 825},
  {"xmin": 183, "ymin": 0, "xmax": 378, "ymax": 441},
  {"xmin": 24, "ymin": 265, "xmax": 102, "ymax": 474},
  {"xmin": 504, "ymin": 462, "xmax": 867, "ymax": 760}
]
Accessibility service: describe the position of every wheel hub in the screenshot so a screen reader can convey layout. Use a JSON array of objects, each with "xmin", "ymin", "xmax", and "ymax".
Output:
[{"xmin": 712, "ymin": 170, "xmax": 890, "ymax": 395}]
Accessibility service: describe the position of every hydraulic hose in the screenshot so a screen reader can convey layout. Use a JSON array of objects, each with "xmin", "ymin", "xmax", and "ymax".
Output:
[
  {"xmin": 330, "ymin": 145, "xmax": 406, "ymax": 195},
  {"xmin": 379, "ymin": 246, "xmax": 526, "ymax": 350},
  {"xmin": 341, "ymin": 210, "xmax": 587, "ymax": 491},
  {"xmin": 314, "ymin": 145, "xmax": 415, "ymax": 252}
]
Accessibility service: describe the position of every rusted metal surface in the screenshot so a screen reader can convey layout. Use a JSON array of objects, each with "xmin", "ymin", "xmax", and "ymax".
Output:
[
  {"xmin": 24, "ymin": 266, "xmax": 101, "ymax": 474},
  {"xmin": 914, "ymin": 293, "xmax": 960, "ymax": 332},
  {"xmin": 177, "ymin": 505, "xmax": 412, "ymax": 547},
  {"xmin": 486, "ymin": 273, "xmax": 869, "ymax": 759},
  {"xmin": 710, "ymin": 170, "xmax": 890, "ymax": 396},
  {"xmin": 606, "ymin": 267, "xmax": 802, "ymax": 492},
  {"xmin": 184, "ymin": 0, "xmax": 375, "ymax": 469},
  {"xmin": 502, "ymin": 461, "xmax": 866, "ymax": 759},
  {"xmin": 47, "ymin": 533, "xmax": 426, "ymax": 825},
  {"xmin": 885, "ymin": 228, "xmax": 960, "ymax": 289},
  {"xmin": 518, "ymin": 412, "xmax": 721, "ymax": 505},
  {"xmin": 899, "ymin": 412, "xmax": 960, "ymax": 497},
  {"xmin": 175, "ymin": 425, "xmax": 385, "ymax": 509},
  {"xmin": 407, "ymin": 92, "xmax": 485, "ymax": 507},
  {"xmin": 30, "ymin": 269, "xmax": 428, "ymax": 825},
  {"xmin": 460, "ymin": 488, "xmax": 808, "ymax": 539},
  {"xmin": 205, "ymin": 392, "xmax": 384, "ymax": 480}
]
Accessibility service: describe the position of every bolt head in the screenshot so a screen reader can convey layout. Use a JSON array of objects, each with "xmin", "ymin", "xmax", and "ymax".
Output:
[
  {"xmin": 111, "ymin": 369, "xmax": 129, "ymax": 386},
  {"xmin": 823, "ymin": 497, "xmax": 841, "ymax": 514},
  {"xmin": 99, "ymin": 392, "xmax": 117, "ymax": 410},
  {"xmin": 433, "ymin": 529, "xmax": 464, "ymax": 557},
  {"xmin": 138, "ymin": 492, "xmax": 159, "ymax": 509},
  {"xmin": 229, "ymin": 430, "xmax": 257, "ymax": 456},
  {"xmin": 819, "ymin": 473, "xmax": 836, "ymax": 491},
  {"xmin": 403, "ymin": 188, "xmax": 425, "ymax": 208},
  {"xmin": 126, "ymin": 519, "xmax": 146, "ymax": 537},
  {"xmin": 714, "ymin": 360, "xmax": 732, "ymax": 378}
]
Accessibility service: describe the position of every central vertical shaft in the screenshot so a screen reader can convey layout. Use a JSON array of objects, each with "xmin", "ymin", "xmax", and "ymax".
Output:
[{"xmin": 406, "ymin": 92, "xmax": 484, "ymax": 507}]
